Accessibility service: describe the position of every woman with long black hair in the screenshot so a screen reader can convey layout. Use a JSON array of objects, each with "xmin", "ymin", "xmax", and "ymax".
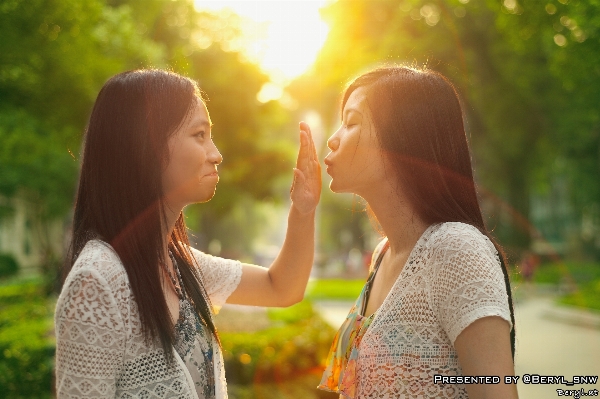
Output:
[
  {"xmin": 54, "ymin": 69, "xmax": 321, "ymax": 399},
  {"xmin": 318, "ymin": 66, "xmax": 517, "ymax": 399}
]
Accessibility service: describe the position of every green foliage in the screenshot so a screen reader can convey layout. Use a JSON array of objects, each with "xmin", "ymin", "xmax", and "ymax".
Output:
[
  {"xmin": 267, "ymin": 299, "xmax": 315, "ymax": 323},
  {"xmin": 511, "ymin": 262, "xmax": 600, "ymax": 311},
  {"xmin": 305, "ymin": 279, "xmax": 365, "ymax": 301},
  {"xmin": 0, "ymin": 109, "xmax": 78, "ymax": 218},
  {"xmin": 220, "ymin": 301, "xmax": 335, "ymax": 386},
  {"xmin": 0, "ymin": 279, "xmax": 55, "ymax": 398},
  {"xmin": 291, "ymin": 0, "xmax": 600, "ymax": 255},
  {"xmin": 0, "ymin": 253, "xmax": 18, "ymax": 279},
  {"xmin": 0, "ymin": 0, "xmax": 163, "ymax": 223},
  {"xmin": 559, "ymin": 279, "xmax": 600, "ymax": 311},
  {"xmin": 512, "ymin": 262, "xmax": 600, "ymax": 285},
  {"xmin": 0, "ymin": 0, "xmax": 297, "ymax": 259}
]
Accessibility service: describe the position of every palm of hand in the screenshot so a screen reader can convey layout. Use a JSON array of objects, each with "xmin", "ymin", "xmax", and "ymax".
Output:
[{"xmin": 290, "ymin": 121, "xmax": 321, "ymax": 214}]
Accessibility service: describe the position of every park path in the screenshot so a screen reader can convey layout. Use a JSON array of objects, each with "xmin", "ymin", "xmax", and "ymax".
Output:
[{"xmin": 313, "ymin": 294, "xmax": 600, "ymax": 399}]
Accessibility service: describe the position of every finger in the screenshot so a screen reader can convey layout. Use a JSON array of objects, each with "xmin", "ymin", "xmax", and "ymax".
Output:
[
  {"xmin": 299, "ymin": 121, "xmax": 317, "ymax": 168},
  {"xmin": 296, "ymin": 130, "xmax": 308, "ymax": 170},
  {"xmin": 299, "ymin": 121, "xmax": 309, "ymax": 133},
  {"xmin": 308, "ymin": 127, "xmax": 319, "ymax": 167},
  {"xmin": 298, "ymin": 122, "xmax": 310, "ymax": 166},
  {"xmin": 305, "ymin": 123, "xmax": 317, "ymax": 164}
]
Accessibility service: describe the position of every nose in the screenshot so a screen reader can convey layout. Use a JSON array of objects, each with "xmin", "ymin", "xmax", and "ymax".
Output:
[
  {"xmin": 327, "ymin": 131, "xmax": 340, "ymax": 151},
  {"xmin": 208, "ymin": 141, "xmax": 223, "ymax": 165}
]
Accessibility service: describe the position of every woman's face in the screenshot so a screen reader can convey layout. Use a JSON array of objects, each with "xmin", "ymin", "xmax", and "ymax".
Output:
[
  {"xmin": 162, "ymin": 98, "xmax": 222, "ymax": 209},
  {"xmin": 324, "ymin": 86, "xmax": 387, "ymax": 197}
]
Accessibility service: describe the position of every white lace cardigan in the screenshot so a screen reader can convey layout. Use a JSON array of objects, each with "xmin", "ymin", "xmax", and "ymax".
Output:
[
  {"xmin": 355, "ymin": 222, "xmax": 512, "ymax": 398},
  {"xmin": 54, "ymin": 240, "xmax": 242, "ymax": 399}
]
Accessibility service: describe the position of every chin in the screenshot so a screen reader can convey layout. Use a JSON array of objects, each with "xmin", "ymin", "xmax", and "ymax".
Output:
[
  {"xmin": 329, "ymin": 179, "xmax": 362, "ymax": 196},
  {"xmin": 189, "ymin": 186, "xmax": 218, "ymax": 204},
  {"xmin": 200, "ymin": 190, "xmax": 217, "ymax": 203},
  {"xmin": 328, "ymin": 180, "xmax": 345, "ymax": 194}
]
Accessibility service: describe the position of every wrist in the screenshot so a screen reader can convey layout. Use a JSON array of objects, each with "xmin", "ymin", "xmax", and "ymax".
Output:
[{"xmin": 290, "ymin": 203, "xmax": 316, "ymax": 219}]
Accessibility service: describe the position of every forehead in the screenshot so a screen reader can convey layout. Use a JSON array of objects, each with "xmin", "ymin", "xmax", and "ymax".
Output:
[
  {"xmin": 344, "ymin": 86, "xmax": 369, "ymax": 113},
  {"xmin": 187, "ymin": 98, "xmax": 211, "ymax": 129}
]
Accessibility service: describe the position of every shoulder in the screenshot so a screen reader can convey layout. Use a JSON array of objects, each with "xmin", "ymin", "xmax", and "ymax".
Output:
[
  {"xmin": 65, "ymin": 239, "xmax": 129, "ymax": 294},
  {"xmin": 185, "ymin": 244, "xmax": 242, "ymax": 286},
  {"xmin": 185, "ymin": 245, "xmax": 242, "ymax": 309},
  {"xmin": 187, "ymin": 245, "xmax": 240, "ymax": 270},
  {"xmin": 368, "ymin": 237, "xmax": 388, "ymax": 271},
  {"xmin": 187, "ymin": 245, "xmax": 210, "ymax": 264},
  {"xmin": 427, "ymin": 222, "xmax": 497, "ymax": 258},
  {"xmin": 56, "ymin": 240, "xmax": 130, "ymax": 329},
  {"xmin": 425, "ymin": 222, "xmax": 502, "ymax": 279}
]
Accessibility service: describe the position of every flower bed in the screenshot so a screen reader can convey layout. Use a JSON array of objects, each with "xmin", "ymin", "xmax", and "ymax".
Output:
[{"xmin": 216, "ymin": 300, "xmax": 338, "ymax": 398}]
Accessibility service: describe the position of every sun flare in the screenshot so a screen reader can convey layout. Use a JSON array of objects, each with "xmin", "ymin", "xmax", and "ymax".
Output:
[{"xmin": 194, "ymin": 1, "xmax": 330, "ymax": 95}]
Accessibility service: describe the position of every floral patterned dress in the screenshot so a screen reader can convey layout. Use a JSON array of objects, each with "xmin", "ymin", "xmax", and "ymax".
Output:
[{"xmin": 318, "ymin": 241, "xmax": 389, "ymax": 398}]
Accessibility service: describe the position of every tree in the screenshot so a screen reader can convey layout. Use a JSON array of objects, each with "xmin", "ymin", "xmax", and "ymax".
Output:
[
  {"xmin": 290, "ymin": 0, "xmax": 600, "ymax": 257},
  {"xmin": 1, "ymin": 0, "xmax": 298, "ymax": 263}
]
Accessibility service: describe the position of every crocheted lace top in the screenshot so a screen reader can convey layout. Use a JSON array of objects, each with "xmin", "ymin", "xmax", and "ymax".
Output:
[
  {"xmin": 55, "ymin": 239, "xmax": 242, "ymax": 399},
  {"xmin": 324, "ymin": 222, "xmax": 512, "ymax": 398}
]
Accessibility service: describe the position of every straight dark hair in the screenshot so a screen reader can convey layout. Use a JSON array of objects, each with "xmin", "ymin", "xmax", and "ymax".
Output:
[
  {"xmin": 63, "ymin": 69, "xmax": 218, "ymax": 362},
  {"xmin": 343, "ymin": 66, "xmax": 516, "ymax": 359}
]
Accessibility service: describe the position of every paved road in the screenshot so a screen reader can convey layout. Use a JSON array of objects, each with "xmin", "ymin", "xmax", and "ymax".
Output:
[{"xmin": 313, "ymin": 296, "xmax": 600, "ymax": 399}]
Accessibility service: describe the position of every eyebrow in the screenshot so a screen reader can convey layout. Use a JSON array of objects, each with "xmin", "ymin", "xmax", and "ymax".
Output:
[
  {"xmin": 189, "ymin": 120, "xmax": 213, "ymax": 130},
  {"xmin": 343, "ymin": 107, "xmax": 363, "ymax": 118}
]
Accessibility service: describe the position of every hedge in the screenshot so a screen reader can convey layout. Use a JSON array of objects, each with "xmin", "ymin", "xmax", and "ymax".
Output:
[
  {"xmin": 0, "ymin": 253, "xmax": 19, "ymax": 279},
  {"xmin": 0, "ymin": 279, "xmax": 55, "ymax": 398}
]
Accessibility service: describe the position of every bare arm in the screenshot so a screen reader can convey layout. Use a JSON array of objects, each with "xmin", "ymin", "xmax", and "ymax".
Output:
[
  {"xmin": 226, "ymin": 122, "xmax": 321, "ymax": 307},
  {"xmin": 454, "ymin": 316, "xmax": 518, "ymax": 399}
]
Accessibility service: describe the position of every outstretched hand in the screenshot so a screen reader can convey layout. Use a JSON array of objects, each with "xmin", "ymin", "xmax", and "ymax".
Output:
[{"xmin": 290, "ymin": 122, "xmax": 321, "ymax": 215}]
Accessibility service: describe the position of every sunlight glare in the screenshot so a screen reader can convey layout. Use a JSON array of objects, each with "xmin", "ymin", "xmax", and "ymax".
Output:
[{"xmin": 194, "ymin": 1, "xmax": 330, "ymax": 87}]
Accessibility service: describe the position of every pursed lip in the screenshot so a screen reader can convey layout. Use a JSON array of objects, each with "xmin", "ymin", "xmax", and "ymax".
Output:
[
  {"xmin": 323, "ymin": 157, "xmax": 333, "ymax": 175},
  {"xmin": 204, "ymin": 170, "xmax": 219, "ymax": 177}
]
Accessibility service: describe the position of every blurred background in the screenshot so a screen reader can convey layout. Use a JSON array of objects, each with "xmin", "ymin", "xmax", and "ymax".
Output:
[{"xmin": 0, "ymin": 0, "xmax": 599, "ymax": 397}]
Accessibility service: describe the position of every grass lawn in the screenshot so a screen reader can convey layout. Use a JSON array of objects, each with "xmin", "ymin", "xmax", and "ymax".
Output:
[
  {"xmin": 305, "ymin": 278, "xmax": 365, "ymax": 300},
  {"xmin": 559, "ymin": 279, "xmax": 600, "ymax": 311},
  {"xmin": 511, "ymin": 262, "xmax": 600, "ymax": 285},
  {"xmin": 512, "ymin": 262, "xmax": 600, "ymax": 311},
  {"xmin": 308, "ymin": 263, "xmax": 600, "ymax": 311}
]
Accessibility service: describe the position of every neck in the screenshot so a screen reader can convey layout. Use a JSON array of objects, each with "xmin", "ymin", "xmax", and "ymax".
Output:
[{"xmin": 360, "ymin": 181, "xmax": 429, "ymax": 258}]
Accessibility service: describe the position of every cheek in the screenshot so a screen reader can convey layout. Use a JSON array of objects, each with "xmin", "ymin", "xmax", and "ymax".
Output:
[
  {"xmin": 161, "ymin": 163, "xmax": 179, "ymax": 193},
  {"xmin": 184, "ymin": 146, "xmax": 205, "ymax": 170},
  {"xmin": 177, "ymin": 142, "xmax": 206, "ymax": 174},
  {"xmin": 163, "ymin": 145, "xmax": 200, "ymax": 189},
  {"xmin": 345, "ymin": 139, "xmax": 377, "ymax": 170}
]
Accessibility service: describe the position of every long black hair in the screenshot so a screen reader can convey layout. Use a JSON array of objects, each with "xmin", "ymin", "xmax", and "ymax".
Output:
[
  {"xmin": 344, "ymin": 66, "xmax": 516, "ymax": 359},
  {"xmin": 64, "ymin": 69, "xmax": 218, "ymax": 361}
]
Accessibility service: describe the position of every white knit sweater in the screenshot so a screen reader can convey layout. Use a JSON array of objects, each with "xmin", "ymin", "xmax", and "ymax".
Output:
[{"xmin": 54, "ymin": 240, "xmax": 242, "ymax": 399}]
